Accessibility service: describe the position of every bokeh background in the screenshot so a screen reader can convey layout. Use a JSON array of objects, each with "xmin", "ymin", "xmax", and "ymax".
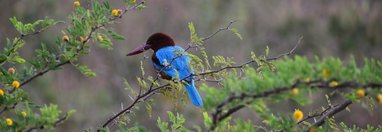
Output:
[{"xmin": 1, "ymin": 0, "xmax": 382, "ymax": 131}]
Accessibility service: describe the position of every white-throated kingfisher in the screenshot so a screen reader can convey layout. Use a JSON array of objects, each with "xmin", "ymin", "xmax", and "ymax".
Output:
[{"xmin": 127, "ymin": 33, "xmax": 203, "ymax": 107}]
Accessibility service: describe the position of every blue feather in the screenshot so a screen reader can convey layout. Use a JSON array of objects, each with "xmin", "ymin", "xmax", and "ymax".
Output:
[{"xmin": 154, "ymin": 46, "xmax": 203, "ymax": 107}]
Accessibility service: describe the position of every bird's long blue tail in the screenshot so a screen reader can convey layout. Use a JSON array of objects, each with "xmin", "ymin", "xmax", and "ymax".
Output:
[{"xmin": 184, "ymin": 80, "xmax": 203, "ymax": 107}]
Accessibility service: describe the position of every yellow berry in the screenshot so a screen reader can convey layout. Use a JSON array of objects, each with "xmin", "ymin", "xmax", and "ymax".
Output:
[
  {"xmin": 377, "ymin": 94, "xmax": 382, "ymax": 104},
  {"xmin": 8, "ymin": 67, "xmax": 16, "ymax": 75},
  {"xmin": 293, "ymin": 109, "xmax": 303, "ymax": 122},
  {"xmin": 74, "ymin": 1, "xmax": 80, "ymax": 7},
  {"xmin": 291, "ymin": 88, "xmax": 299, "ymax": 96},
  {"xmin": 112, "ymin": 9, "xmax": 119, "ymax": 16},
  {"xmin": 0, "ymin": 89, "xmax": 4, "ymax": 96},
  {"xmin": 322, "ymin": 68, "xmax": 329, "ymax": 79},
  {"xmin": 6, "ymin": 118, "xmax": 12, "ymax": 126},
  {"xmin": 98, "ymin": 35, "xmax": 104, "ymax": 42},
  {"xmin": 356, "ymin": 89, "xmax": 365, "ymax": 98},
  {"xmin": 329, "ymin": 81, "xmax": 338, "ymax": 87},
  {"xmin": 12, "ymin": 81, "xmax": 20, "ymax": 89},
  {"xmin": 21, "ymin": 111, "xmax": 27, "ymax": 118}
]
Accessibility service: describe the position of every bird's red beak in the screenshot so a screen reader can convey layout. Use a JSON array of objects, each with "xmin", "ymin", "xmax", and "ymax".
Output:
[{"xmin": 126, "ymin": 44, "xmax": 151, "ymax": 56}]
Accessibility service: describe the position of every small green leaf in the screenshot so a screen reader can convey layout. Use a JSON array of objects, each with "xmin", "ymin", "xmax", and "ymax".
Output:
[
  {"xmin": 75, "ymin": 64, "xmax": 97, "ymax": 77},
  {"xmin": 0, "ymin": 54, "xmax": 7, "ymax": 63},
  {"xmin": 13, "ymin": 56, "xmax": 26, "ymax": 63},
  {"xmin": 107, "ymin": 30, "xmax": 125, "ymax": 40},
  {"xmin": 230, "ymin": 28, "xmax": 243, "ymax": 40}
]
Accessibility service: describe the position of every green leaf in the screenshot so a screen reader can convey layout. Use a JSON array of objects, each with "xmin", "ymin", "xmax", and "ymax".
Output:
[
  {"xmin": 230, "ymin": 28, "xmax": 243, "ymax": 40},
  {"xmin": 157, "ymin": 117, "xmax": 169, "ymax": 132},
  {"xmin": 0, "ymin": 54, "xmax": 7, "ymax": 63},
  {"xmin": 188, "ymin": 22, "xmax": 203, "ymax": 45},
  {"xmin": 75, "ymin": 64, "xmax": 97, "ymax": 77},
  {"xmin": 13, "ymin": 56, "xmax": 26, "ymax": 63},
  {"xmin": 108, "ymin": 30, "xmax": 125, "ymax": 40},
  {"xmin": 203, "ymin": 112, "xmax": 212, "ymax": 128}
]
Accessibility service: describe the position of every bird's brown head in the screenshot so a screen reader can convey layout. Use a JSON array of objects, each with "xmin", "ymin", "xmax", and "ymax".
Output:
[{"xmin": 127, "ymin": 33, "xmax": 175, "ymax": 56}]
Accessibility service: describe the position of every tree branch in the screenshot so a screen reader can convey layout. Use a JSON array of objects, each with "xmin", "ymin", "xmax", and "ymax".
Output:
[
  {"xmin": 307, "ymin": 100, "xmax": 352, "ymax": 130},
  {"xmin": 1, "ymin": 0, "xmax": 145, "ymax": 116},
  {"xmin": 208, "ymin": 80, "xmax": 382, "ymax": 131},
  {"xmin": 24, "ymin": 113, "xmax": 69, "ymax": 132}
]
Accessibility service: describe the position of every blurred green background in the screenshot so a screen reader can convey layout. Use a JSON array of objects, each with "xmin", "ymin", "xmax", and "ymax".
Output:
[{"xmin": 1, "ymin": 0, "xmax": 382, "ymax": 131}]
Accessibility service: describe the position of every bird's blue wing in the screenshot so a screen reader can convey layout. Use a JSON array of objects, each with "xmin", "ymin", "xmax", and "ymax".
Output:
[
  {"xmin": 155, "ymin": 46, "xmax": 192, "ymax": 80},
  {"xmin": 155, "ymin": 46, "xmax": 203, "ymax": 107}
]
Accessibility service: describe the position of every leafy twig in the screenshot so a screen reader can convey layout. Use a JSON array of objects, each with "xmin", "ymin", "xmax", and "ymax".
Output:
[
  {"xmin": 24, "ymin": 113, "xmax": 69, "ymax": 132},
  {"xmin": 208, "ymin": 80, "xmax": 382, "ymax": 131}
]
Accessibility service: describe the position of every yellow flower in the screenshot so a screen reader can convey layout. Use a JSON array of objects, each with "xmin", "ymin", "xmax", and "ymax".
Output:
[
  {"xmin": 21, "ymin": 111, "xmax": 27, "ymax": 118},
  {"xmin": 322, "ymin": 68, "xmax": 329, "ymax": 79},
  {"xmin": 8, "ymin": 67, "xmax": 16, "ymax": 75},
  {"xmin": 0, "ymin": 89, "xmax": 3, "ymax": 96},
  {"xmin": 293, "ymin": 109, "xmax": 303, "ymax": 121},
  {"xmin": 112, "ymin": 9, "xmax": 119, "ymax": 16},
  {"xmin": 291, "ymin": 88, "xmax": 299, "ymax": 96},
  {"xmin": 6, "ymin": 118, "xmax": 12, "ymax": 126},
  {"xmin": 356, "ymin": 89, "xmax": 365, "ymax": 98},
  {"xmin": 12, "ymin": 81, "xmax": 20, "ymax": 89},
  {"xmin": 377, "ymin": 94, "xmax": 382, "ymax": 104},
  {"xmin": 329, "ymin": 81, "xmax": 338, "ymax": 87},
  {"xmin": 74, "ymin": 1, "xmax": 80, "ymax": 7}
]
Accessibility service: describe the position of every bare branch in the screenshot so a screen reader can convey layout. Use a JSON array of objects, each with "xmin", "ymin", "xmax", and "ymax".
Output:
[
  {"xmin": 201, "ymin": 19, "xmax": 237, "ymax": 42},
  {"xmin": 307, "ymin": 100, "xmax": 352, "ymax": 130}
]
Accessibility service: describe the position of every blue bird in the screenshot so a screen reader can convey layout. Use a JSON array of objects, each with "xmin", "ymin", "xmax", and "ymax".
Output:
[{"xmin": 127, "ymin": 33, "xmax": 203, "ymax": 107}]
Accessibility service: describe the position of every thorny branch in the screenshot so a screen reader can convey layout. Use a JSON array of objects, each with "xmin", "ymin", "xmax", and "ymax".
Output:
[
  {"xmin": 25, "ymin": 113, "xmax": 69, "ymax": 132},
  {"xmin": 307, "ymin": 100, "xmax": 352, "ymax": 130},
  {"xmin": 208, "ymin": 80, "xmax": 382, "ymax": 131}
]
